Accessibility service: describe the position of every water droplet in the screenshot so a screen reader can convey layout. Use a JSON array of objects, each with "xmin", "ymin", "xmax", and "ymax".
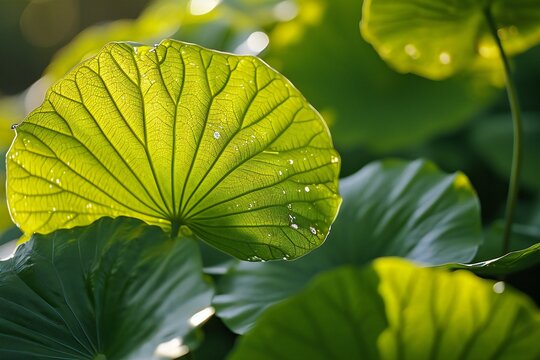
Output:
[
  {"xmin": 331, "ymin": 156, "xmax": 339, "ymax": 164},
  {"xmin": 287, "ymin": 204, "xmax": 292, "ymax": 210},
  {"xmin": 304, "ymin": 186, "xmax": 310, "ymax": 192},
  {"xmin": 493, "ymin": 281, "xmax": 505, "ymax": 294},
  {"xmin": 309, "ymin": 226, "xmax": 317, "ymax": 235},
  {"xmin": 213, "ymin": 131, "xmax": 221, "ymax": 139},
  {"xmin": 288, "ymin": 159, "xmax": 294, "ymax": 165},
  {"xmin": 52, "ymin": 207, "xmax": 57, "ymax": 212},
  {"xmin": 55, "ymin": 178, "xmax": 61, "ymax": 185},
  {"xmin": 278, "ymin": 170, "xmax": 283, "ymax": 176},
  {"xmin": 404, "ymin": 43, "xmax": 420, "ymax": 59},
  {"xmin": 86, "ymin": 203, "xmax": 93, "ymax": 209},
  {"xmin": 439, "ymin": 52, "xmax": 451, "ymax": 65},
  {"xmin": 290, "ymin": 223, "xmax": 299, "ymax": 230}
]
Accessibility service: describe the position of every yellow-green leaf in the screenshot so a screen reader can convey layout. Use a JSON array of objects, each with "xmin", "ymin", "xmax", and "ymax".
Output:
[
  {"xmin": 361, "ymin": 0, "xmax": 540, "ymax": 79},
  {"xmin": 6, "ymin": 39, "xmax": 341, "ymax": 261},
  {"xmin": 229, "ymin": 258, "xmax": 540, "ymax": 360}
]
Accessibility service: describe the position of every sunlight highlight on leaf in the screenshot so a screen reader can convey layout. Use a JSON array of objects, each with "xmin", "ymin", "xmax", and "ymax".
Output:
[
  {"xmin": 361, "ymin": 0, "xmax": 540, "ymax": 80},
  {"xmin": 6, "ymin": 39, "xmax": 341, "ymax": 261}
]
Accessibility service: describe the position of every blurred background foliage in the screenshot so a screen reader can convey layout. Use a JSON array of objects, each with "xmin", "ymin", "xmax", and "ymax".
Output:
[
  {"xmin": 0, "ymin": 0, "xmax": 539, "ymax": 355},
  {"xmin": 1, "ymin": 0, "xmax": 539, "ymax": 281}
]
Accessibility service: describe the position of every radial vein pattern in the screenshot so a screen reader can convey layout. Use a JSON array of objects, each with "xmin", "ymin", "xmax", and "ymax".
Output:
[{"xmin": 6, "ymin": 39, "xmax": 341, "ymax": 260}]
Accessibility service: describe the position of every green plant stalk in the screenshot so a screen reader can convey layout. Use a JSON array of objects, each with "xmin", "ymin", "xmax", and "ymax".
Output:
[{"xmin": 484, "ymin": 6, "xmax": 523, "ymax": 255}]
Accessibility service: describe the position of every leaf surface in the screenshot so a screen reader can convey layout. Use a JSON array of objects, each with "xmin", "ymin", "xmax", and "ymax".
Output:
[
  {"xmin": 228, "ymin": 258, "xmax": 540, "ymax": 360},
  {"xmin": 442, "ymin": 243, "xmax": 540, "ymax": 276},
  {"xmin": 0, "ymin": 217, "xmax": 213, "ymax": 360},
  {"xmin": 214, "ymin": 159, "xmax": 482, "ymax": 333},
  {"xmin": 7, "ymin": 39, "xmax": 340, "ymax": 260},
  {"xmin": 264, "ymin": 0, "xmax": 495, "ymax": 151},
  {"xmin": 361, "ymin": 0, "xmax": 540, "ymax": 79}
]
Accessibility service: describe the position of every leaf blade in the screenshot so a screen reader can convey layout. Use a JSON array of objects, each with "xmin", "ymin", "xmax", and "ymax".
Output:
[
  {"xmin": 7, "ymin": 39, "xmax": 341, "ymax": 260},
  {"xmin": 0, "ymin": 216, "xmax": 213, "ymax": 360}
]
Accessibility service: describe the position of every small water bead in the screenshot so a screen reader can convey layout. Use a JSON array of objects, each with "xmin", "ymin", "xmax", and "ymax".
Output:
[
  {"xmin": 309, "ymin": 226, "xmax": 317, "ymax": 235},
  {"xmin": 493, "ymin": 281, "xmax": 505, "ymax": 294},
  {"xmin": 290, "ymin": 223, "xmax": 299, "ymax": 230},
  {"xmin": 404, "ymin": 43, "xmax": 420, "ymax": 59},
  {"xmin": 213, "ymin": 131, "xmax": 221, "ymax": 139},
  {"xmin": 439, "ymin": 52, "xmax": 451, "ymax": 65},
  {"xmin": 86, "ymin": 203, "xmax": 93, "ymax": 209},
  {"xmin": 330, "ymin": 156, "xmax": 339, "ymax": 164},
  {"xmin": 304, "ymin": 186, "xmax": 310, "ymax": 192},
  {"xmin": 278, "ymin": 170, "xmax": 283, "ymax": 176},
  {"xmin": 288, "ymin": 159, "xmax": 294, "ymax": 165}
]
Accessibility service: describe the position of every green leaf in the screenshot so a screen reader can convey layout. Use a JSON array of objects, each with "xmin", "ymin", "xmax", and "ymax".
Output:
[
  {"xmin": 439, "ymin": 221, "xmax": 540, "ymax": 276},
  {"xmin": 263, "ymin": 0, "xmax": 495, "ymax": 151},
  {"xmin": 0, "ymin": 216, "xmax": 213, "ymax": 359},
  {"xmin": 6, "ymin": 39, "xmax": 341, "ymax": 261},
  {"xmin": 228, "ymin": 258, "xmax": 540, "ymax": 360},
  {"xmin": 442, "ymin": 243, "xmax": 540, "ymax": 276},
  {"xmin": 361, "ymin": 0, "xmax": 540, "ymax": 80},
  {"xmin": 214, "ymin": 159, "xmax": 482, "ymax": 333},
  {"xmin": 475, "ymin": 221, "xmax": 540, "ymax": 261},
  {"xmin": 471, "ymin": 113, "xmax": 540, "ymax": 191},
  {"xmin": 0, "ymin": 156, "xmax": 14, "ymax": 235}
]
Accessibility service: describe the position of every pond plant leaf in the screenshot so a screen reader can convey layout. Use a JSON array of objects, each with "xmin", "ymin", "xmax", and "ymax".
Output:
[
  {"xmin": 228, "ymin": 258, "xmax": 540, "ymax": 360},
  {"xmin": 6, "ymin": 39, "xmax": 341, "ymax": 261},
  {"xmin": 215, "ymin": 159, "xmax": 482, "ymax": 333},
  {"xmin": 361, "ymin": 0, "xmax": 540, "ymax": 79},
  {"xmin": 0, "ymin": 217, "xmax": 213, "ymax": 360}
]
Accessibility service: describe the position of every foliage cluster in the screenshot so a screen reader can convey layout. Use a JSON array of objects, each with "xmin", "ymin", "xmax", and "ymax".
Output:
[{"xmin": 0, "ymin": 0, "xmax": 540, "ymax": 359}]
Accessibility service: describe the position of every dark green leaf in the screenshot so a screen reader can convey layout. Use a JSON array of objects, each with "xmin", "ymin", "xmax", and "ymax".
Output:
[
  {"xmin": 214, "ymin": 159, "xmax": 482, "ymax": 333},
  {"xmin": 228, "ymin": 258, "xmax": 540, "ymax": 360},
  {"xmin": 0, "ymin": 217, "xmax": 213, "ymax": 360},
  {"xmin": 442, "ymin": 243, "xmax": 540, "ymax": 276}
]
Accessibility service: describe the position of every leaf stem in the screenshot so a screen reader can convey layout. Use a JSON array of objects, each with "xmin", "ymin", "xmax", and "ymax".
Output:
[{"xmin": 484, "ymin": 6, "xmax": 523, "ymax": 255}]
